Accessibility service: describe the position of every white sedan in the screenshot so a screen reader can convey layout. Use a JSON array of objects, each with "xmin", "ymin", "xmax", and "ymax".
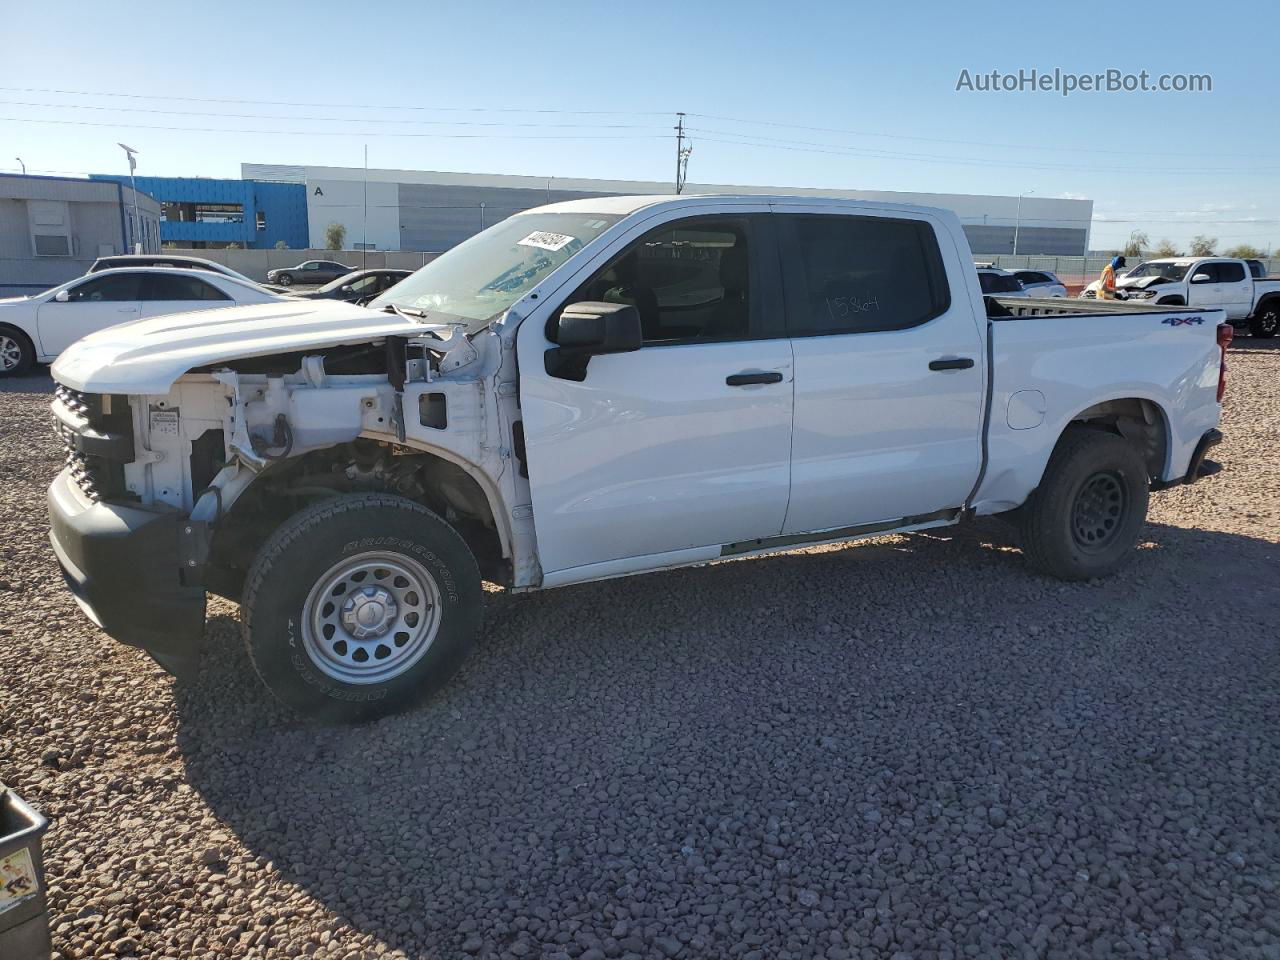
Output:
[{"xmin": 0, "ymin": 268, "xmax": 284, "ymax": 376}]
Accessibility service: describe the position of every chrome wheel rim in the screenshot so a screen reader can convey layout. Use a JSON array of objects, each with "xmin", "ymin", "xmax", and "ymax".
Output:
[
  {"xmin": 0, "ymin": 335, "xmax": 21, "ymax": 372},
  {"xmin": 1071, "ymin": 472, "xmax": 1126, "ymax": 553},
  {"xmin": 301, "ymin": 550, "xmax": 442, "ymax": 685},
  {"xmin": 1260, "ymin": 310, "xmax": 1278, "ymax": 334}
]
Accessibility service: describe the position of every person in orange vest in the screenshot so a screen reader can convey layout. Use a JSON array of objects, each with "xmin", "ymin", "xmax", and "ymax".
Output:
[{"xmin": 1097, "ymin": 255, "xmax": 1127, "ymax": 300}]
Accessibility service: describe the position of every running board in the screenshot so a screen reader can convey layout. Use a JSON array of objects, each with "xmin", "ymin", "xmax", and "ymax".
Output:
[{"xmin": 720, "ymin": 508, "xmax": 962, "ymax": 557}]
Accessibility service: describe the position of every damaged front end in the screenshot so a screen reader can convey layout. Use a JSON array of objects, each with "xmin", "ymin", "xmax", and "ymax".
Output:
[{"xmin": 48, "ymin": 315, "xmax": 537, "ymax": 675}]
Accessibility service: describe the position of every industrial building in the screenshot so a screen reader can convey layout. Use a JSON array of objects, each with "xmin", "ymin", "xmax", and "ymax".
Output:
[
  {"xmin": 0, "ymin": 174, "xmax": 160, "ymax": 293},
  {"xmin": 242, "ymin": 162, "xmax": 1092, "ymax": 256},
  {"xmin": 90, "ymin": 174, "xmax": 308, "ymax": 250}
]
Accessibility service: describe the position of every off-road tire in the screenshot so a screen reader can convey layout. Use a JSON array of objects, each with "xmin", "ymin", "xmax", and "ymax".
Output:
[
  {"xmin": 242, "ymin": 493, "xmax": 482, "ymax": 722},
  {"xmin": 0, "ymin": 326, "xmax": 35, "ymax": 377},
  {"xmin": 1019, "ymin": 427, "xmax": 1149, "ymax": 581},
  {"xmin": 1249, "ymin": 302, "xmax": 1279, "ymax": 338}
]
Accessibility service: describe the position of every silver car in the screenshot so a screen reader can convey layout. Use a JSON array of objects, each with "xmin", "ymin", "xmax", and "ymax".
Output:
[{"xmin": 1010, "ymin": 269, "xmax": 1068, "ymax": 298}]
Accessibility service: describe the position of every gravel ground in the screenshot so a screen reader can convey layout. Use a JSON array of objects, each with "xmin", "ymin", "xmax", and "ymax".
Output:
[{"xmin": 1, "ymin": 343, "xmax": 1277, "ymax": 960}]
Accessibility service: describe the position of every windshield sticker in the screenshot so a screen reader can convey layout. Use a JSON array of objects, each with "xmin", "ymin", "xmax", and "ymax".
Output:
[{"xmin": 517, "ymin": 231, "xmax": 576, "ymax": 252}]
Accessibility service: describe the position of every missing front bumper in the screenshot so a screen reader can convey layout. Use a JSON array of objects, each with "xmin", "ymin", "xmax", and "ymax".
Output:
[{"xmin": 48, "ymin": 470, "xmax": 206, "ymax": 676}]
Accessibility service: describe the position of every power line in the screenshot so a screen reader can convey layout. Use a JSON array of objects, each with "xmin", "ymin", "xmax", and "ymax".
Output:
[
  {"xmin": 0, "ymin": 86, "xmax": 669, "ymax": 117},
  {"xmin": 0, "ymin": 116, "xmax": 667, "ymax": 140},
  {"xmin": 12, "ymin": 86, "xmax": 1267, "ymax": 159},
  {"xmin": 0, "ymin": 99, "xmax": 667, "ymax": 130},
  {"xmin": 689, "ymin": 132, "xmax": 1280, "ymax": 176},
  {"xmin": 686, "ymin": 111, "xmax": 1271, "ymax": 160}
]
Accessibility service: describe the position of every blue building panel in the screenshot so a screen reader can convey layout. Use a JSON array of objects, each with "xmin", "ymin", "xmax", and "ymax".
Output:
[{"xmin": 89, "ymin": 175, "xmax": 308, "ymax": 249}]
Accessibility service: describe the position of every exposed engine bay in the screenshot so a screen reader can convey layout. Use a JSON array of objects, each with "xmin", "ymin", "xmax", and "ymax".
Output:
[{"xmin": 93, "ymin": 325, "xmax": 539, "ymax": 600}]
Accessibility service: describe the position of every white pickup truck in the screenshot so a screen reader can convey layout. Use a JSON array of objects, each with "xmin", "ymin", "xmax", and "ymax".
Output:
[
  {"xmin": 1083, "ymin": 257, "xmax": 1280, "ymax": 337},
  {"xmin": 47, "ymin": 195, "xmax": 1229, "ymax": 721}
]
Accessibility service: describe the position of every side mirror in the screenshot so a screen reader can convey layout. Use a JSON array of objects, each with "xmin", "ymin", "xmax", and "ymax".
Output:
[
  {"xmin": 339, "ymin": 285, "xmax": 352, "ymax": 294},
  {"xmin": 1190, "ymin": 272, "xmax": 1212, "ymax": 284},
  {"xmin": 54, "ymin": 289, "xmax": 70, "ymax": 302},
  {"xmin": 545, "ymin": 301, "xmax": 642, "ymax": 381}
]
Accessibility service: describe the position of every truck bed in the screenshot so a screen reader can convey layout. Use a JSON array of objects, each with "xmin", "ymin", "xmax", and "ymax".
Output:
[
  {"xmin": 987, "ymin": 296, "xmax": 1224, "ymax": 319},
  {"xmin": 974, "ymin": 297, "xmax": 1225, "ymax": 516}
]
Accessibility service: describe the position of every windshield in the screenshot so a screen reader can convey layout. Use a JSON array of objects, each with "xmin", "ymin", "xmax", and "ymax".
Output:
[
  {"xmin": 369, "ymin": 212, "xmax": 621, "ymax": 329},
  {"xmin": 1125, "ymin": 261, "xmax": 1190, "ymax": 281}
]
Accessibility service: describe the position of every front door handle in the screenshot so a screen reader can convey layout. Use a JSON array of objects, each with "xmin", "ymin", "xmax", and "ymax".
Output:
[
  {"xmin": 928, "ymin": 357, "xmax": 975, "ymax": 371},
  {"xmin": 726, "ymin": 371, "xmax": 784, "ymax": 386}
]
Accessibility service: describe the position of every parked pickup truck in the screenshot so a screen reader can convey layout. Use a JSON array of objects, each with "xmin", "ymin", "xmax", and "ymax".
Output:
[
  {"xmin": 47, "ymin": 196, "xmax": 1228, "ymax": 721},
  {"xmin": 1082, "ymin": 256, "xmax": 1280, "ymax": 337}
]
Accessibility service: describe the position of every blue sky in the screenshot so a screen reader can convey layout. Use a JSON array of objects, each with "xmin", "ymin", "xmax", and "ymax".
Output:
[{"xmin": 5, "ymin": 0, "xmax": 1278, "ymax": 252}]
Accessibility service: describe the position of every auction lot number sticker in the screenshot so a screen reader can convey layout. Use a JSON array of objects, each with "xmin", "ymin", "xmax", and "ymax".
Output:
[{"xmin": 517, "ymin": 231, "xmax": 576, "ymax": 252}]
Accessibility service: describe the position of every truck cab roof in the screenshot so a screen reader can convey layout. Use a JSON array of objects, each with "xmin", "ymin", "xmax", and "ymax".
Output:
[{"xmin": 532, "ymin": 193, "xmax": 957, "ymax": 222}]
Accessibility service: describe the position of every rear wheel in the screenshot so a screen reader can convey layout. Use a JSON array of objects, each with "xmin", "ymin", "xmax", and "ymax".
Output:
[
  {"xmin": 1019, "ymin": 428, "xmax": 1149, "ymax": 581},
  {"xmin": 0, "ymin": 328, "xmax": 35, "ymax": 377},
  {"xmin": 242, "ymin": 493, "xmax": 482, "ymax": 722},
  {"xmin": 1249, "ymin": 303, "xmax": 1279, "ymax": 338}
]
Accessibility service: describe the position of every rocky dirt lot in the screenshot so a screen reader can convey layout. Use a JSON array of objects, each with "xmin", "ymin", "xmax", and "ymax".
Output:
[{"xmin": 1, "ymin": 343, "xmax": 1277, "ymax": 960}]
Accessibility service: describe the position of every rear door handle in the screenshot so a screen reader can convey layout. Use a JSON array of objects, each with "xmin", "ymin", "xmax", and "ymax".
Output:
[
  {"xmin": 928, "ymin": 357, "xmax": 975, "ymax": 371},
  {"xmin": 726, "ymin": 371, "xmax": 784, "ymax": 386}
]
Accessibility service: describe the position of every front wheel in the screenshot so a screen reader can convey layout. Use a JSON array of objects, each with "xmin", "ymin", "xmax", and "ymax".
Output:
[
  {"xmin": 1018, "ymin": 428, "xmax": 1149, "ymax": 581},
  {"xmin": 1249, "ymin": 303, "xmax": 1279, "ymax": 338},
  {"xmin": 242, "ymin": 494, "xmax": 482, "ymax": 722},
  {"xmin": 0, "ymin": 328, "xmax": 35, "ymax": 377},
  {"xmin": 274, "ymin": 272, "xmax": 293, "ymax": 287}
]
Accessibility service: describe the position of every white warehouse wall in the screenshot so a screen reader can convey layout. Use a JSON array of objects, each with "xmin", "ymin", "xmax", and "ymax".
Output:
[
  {"xmin": 248, "ymin": 163, "xmax": 1091, "ymax": 254},
  {"xmin": 306, "ymin": 179, "xmax": 399, "ymax": 250}
]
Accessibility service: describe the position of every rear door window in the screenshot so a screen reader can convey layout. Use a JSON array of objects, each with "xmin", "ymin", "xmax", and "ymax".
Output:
[
  {"xmin": 141, "ymin": 273, "xmax": 232, "ymax": 301},
  {"xmin": 1216, "ymin": 262, "xmax": 1246, "ymax": 283},
  {"xmin": 779, "ymin": 215, "xmax": 950, "ymax": 335}
]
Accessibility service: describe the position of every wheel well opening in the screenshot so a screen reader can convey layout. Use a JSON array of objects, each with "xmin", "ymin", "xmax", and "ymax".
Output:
[
  {"xmin": 1067, "ymin": 398, "xmax": 1168, "ymax": 480},
  {"xmin": 0, "ymin": 323, "xmax": 33, "ymax": 345},
  {"xmin": 207, "ymin": 439, "xmax": 507, "ymax": 601}
]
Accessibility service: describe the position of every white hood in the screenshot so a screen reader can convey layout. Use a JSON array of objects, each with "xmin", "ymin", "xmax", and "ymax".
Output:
[
  {"xmin": 1117, "ymin": 275, "xmax": 1163, "ymax": 289},
  {"xmin": 52, "ymin": 300, "xmax": 439, "ymax": 394}
]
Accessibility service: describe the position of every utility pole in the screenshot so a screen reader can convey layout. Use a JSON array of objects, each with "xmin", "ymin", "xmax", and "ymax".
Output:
[
  {"xmin": 118, "ymin": 143, "xmax": 141, "ymax": 252},
  {"xmin": 1013, "ymin": 189, "xmax": 1033, "ymax": 257},
  {"xmin": 362, "ymin": 143, "xmax": 368, "ymax": 268},
  {"xmin": 674, "ymin": 112, "xmax": 692, "ymax": 194}
]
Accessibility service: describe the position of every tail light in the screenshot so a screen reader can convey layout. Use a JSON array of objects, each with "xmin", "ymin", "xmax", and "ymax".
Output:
[{"xmin": 1216, "ymin": 323, "xmax": 1233, "ymax": 402}]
